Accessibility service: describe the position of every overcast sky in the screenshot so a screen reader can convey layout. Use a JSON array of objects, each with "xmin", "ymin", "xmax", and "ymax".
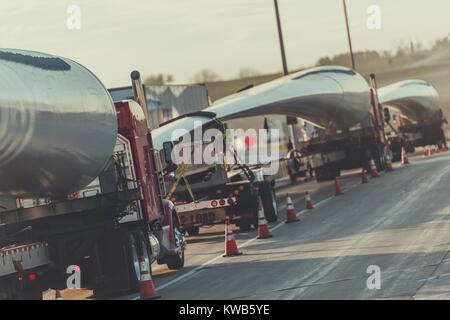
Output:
[{"xmin": 1, "ymin": 0, "xmax": 449, "ymax": 87}]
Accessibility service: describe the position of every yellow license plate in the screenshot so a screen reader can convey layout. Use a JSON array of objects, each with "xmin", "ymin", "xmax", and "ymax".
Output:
[{"xmin": 179, "ymin": 208, "xmax": 226, "ymax": 227}]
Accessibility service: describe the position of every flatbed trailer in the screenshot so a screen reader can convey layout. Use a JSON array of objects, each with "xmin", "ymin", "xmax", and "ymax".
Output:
[
  {"xmin": 156, "ymin": 115, "xmax": 279, "ymax": 235},
  {"xmin": 287, "ymin": 73, "xmax": 389, "ymax": 183}
]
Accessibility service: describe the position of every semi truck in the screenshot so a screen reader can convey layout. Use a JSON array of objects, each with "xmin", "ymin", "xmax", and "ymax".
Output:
[
  {"xmin": 0, "ymin": 49, "xmax": 185, "ymax": 300},
  {"xmin": 152, "ymin": 113, "xmax": 278, "ymax": 235},
  {"xmin": 165, "ymin": 67, "xmax": 386, "ymax": 183},
  {"xmin": 285, "ymin": 75, "xmax": 446, "ymax": 181},
  {"xmin": 157, "ymin": 68, "xmax": 444, "ymax": 186},
  {"xmin": 378, "ymin": 79, "xmax": 447, "ymax": 156},
  {"xmin": 150, "ymin": 66, "xmax": 384, "ymax": 233}
]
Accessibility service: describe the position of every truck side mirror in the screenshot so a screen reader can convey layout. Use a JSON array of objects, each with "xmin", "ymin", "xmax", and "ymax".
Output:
[
  {"xmin": 383, "ymin": 108, "xmax": 391, "ymax": 122},
  {"xmin": 163, "ymin": 141, "xmax": 174, "ymax": 163},
  {"xmin": 163, "ymin": 141, "xmax": 178, "ymax": 173}
]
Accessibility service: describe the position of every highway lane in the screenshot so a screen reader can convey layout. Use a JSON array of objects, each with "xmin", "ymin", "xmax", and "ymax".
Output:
[
  {"xmin": 140, "ymin": 167, "xmax": 364, "ymax": 294},
  {"xmin": 44, "ymin": 162, "xmax": 360, "ymax": 300},
  {"xmin": 49, "ymin": 150, "xmax": 450, "ymax": 300},
  {"xmin": 148, "ymin": 151, "xmax": 450, "ymax": 300}
]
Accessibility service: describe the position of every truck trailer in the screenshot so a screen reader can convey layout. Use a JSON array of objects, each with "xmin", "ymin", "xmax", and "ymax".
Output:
[
  {"xmin": 378, "ymin": 79, "xmax": 447, "ymax": 155},
  {"xmin": 166, "ymin": 66, "xmax": 385, "ymax": 183},
  {"xmin": 0, "ymin": 49, "xmax": 185, "ymax": 300},
  {"xmin": 192, "ymin": 66, "xmax": 443, "ymax": 182}
]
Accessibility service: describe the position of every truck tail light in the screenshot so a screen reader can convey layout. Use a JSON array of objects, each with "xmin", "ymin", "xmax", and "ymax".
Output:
[
  {"xmin": 28, "ymin": 273, "xmax": 37, "ymax": 281},
  {"xmin": 227, "ymin": 198, "xmax": 235, "ymax": 205},
  {"xmin": 219, "ymin": 199, "xmax": 225, "ymax": 206},
  {"xmin": 211, "ymin": 200, "xmax": 218, "ymax": 207}
]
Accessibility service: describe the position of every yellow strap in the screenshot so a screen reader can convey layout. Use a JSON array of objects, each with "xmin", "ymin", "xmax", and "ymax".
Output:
[
  {"xmin": 165, "ymin": 163, "xmax": 195, "ymax": 202},
  {"xmin": 182, "ymin": 174, "xmax": 196, "ymax": 202},
  {"xmin": 166, "ymin": 168, "xmax": 184, "ymax": 200}
]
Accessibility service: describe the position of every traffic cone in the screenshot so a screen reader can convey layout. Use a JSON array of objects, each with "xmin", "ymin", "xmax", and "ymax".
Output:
[
  {"xmin": 305, "ymin": 191, "xmax": 314, "ymax": 209},
  {"xmin": 223, "ymin": 217, "xmax": 243, "ymax": 257},
  {"xmin": 402, "ymin": 148, "xmax": 410, "ymax": 165},
  {"xmin": 139, "ymin": 255, "xmax": 160, "ymax": 300},
  {"xmin": 334, "ymin": 177, "xmax": 344, "ymax": 196},
  {"xmin": 256, "ymin": 198, "xmax": 272, "ymax": 239},
  {"xmin": 370, "ymin": 159, "xmax": 379, "ymax": 178},
  {"xmin": 285, "ymin": 194, "xmax": 299, "ymax": 223},
  {"xmin": 55, "ymin": 290, "xmax": 64, "ymax": 300},
  {"xmin": 385, "ymin": 154, "xmax": 393, "ymax": 172},
  {"xmin": 361, "ymin": 168, "xmax": 369, "ymax": 184}
]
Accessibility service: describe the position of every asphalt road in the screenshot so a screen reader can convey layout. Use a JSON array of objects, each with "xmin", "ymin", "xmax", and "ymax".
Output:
[
  {"xmin": 47, "ymin": 150, "xmax": 450, "ymax": 300},
  {"xmin": 145, "ymin": 150, "xmax": 450, "ymax": 300}
]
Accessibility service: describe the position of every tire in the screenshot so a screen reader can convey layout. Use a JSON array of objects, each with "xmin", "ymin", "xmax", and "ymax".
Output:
[
  {"xmin": 373, "ymin": 148, "xmax": 386, "ymax": 172},
  {"xmin": 186, "ymin": 226, "xmax": 200, "ymax": 237},
  {"xmin": 392, "ymin": 151, "xmax": 401, "ymax": 162},
  {"xmin": 166, "ymin": 249, "xmax": 185, "ymax": 270},
  {"xmin": 166, "ymin": 214, "xmax": 186, "ymax": 270},
  {"xmin": 315, "ymin": 166, "xmax": 337, "ymax": 182},
  {"xmin": 290, "ymin": 174, "xmax": 298, "ymax": 185},
  {"xmin": 254, "ymin": 181, "xmax": 278, "ymax": 223},
  {"xmin": 93, "ymin": 230, "xmax": 149, "ymax": 298},
  {"xmin": 124, "ymin": 233, "xmax": 142, "ymax": 293}
]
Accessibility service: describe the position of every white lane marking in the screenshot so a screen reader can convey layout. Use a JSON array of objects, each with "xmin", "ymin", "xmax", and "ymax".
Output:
[
  {"xmin": 148, "ymin": 194, "xmax": 345, "ymax": 296},
  {"xmin": 130, "ymin": 176, "xmax": 367, "ymax": 299}
]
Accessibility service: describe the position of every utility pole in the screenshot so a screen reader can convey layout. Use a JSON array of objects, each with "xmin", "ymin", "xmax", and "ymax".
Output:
[
  {"xmin": 273, "ymin": 0, "xmax": 288, "ymax": 76},
  {"xmin": 342, "ymin": 0, "xmax": 356, "ymax": 70},
  {"xmin": 273, "ymin": 0, "xmax": 300, "ymax": 150}
]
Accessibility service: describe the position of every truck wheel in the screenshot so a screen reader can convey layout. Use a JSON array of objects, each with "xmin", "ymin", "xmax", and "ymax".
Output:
[
  {"xmin": 290, "ymin": 174, "xmax": 298, "ymax": 185},
  {"xmin": 166, "ymin": 213, "xmax": 186, "ymax": 270},
  {"xmin": 124, "ymin": 233, "xmax": 142, "ymax": 293},
  {"xmin": 255, "ymin": 181, "xmax": 278, "ymax": 223},
  {"xmin": 315, "ymin": 166, "xmax": 336, "ymax": 182},
  {"xmin": 186, "ymin": 226, "xmax": 200, "ymax": 237},
  {"xmin": 166, "ymin": 248, "xmax": 185, "ymax": 270}
]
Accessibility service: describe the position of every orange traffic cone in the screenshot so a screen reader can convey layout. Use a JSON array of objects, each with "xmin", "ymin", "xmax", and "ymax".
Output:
[
  {"xmin": 139, "ymin": 255, "xmax": 160, "ymax": 300},
  {"xmin": 285, "ymin": 194, "xmax": 299, "ymax": 223},
  {"xmin": 55, "ymin": 290, "xmax": 64, "ymax": 300},
  {"xmin": 402, "ymin": 148, "xmax": 410, "ymax": 165},
  {"xmin": 335, "ymin": 177, "xmax": 344, "ymax": 196},
  {"xmin": 361, "ymin": 168, "xmax": 369, "ymax": 184},
  {"xmin": 257, "ymin": 198, "xmax": 272, "ymax": 239},
  {"xmin": 305, "ymin": 191, "xmax": 314, "ymax": 209},
  {"xmin": 370, "ymin": 159, "xmax": 379, "ymax": 178},
  {"xmin": 385, "ymin": 154, "xmax": 393, "ymax": 172},
  {"xmin": 223, "ymin": 217, "xmax": 243, "ymax": 257}
]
